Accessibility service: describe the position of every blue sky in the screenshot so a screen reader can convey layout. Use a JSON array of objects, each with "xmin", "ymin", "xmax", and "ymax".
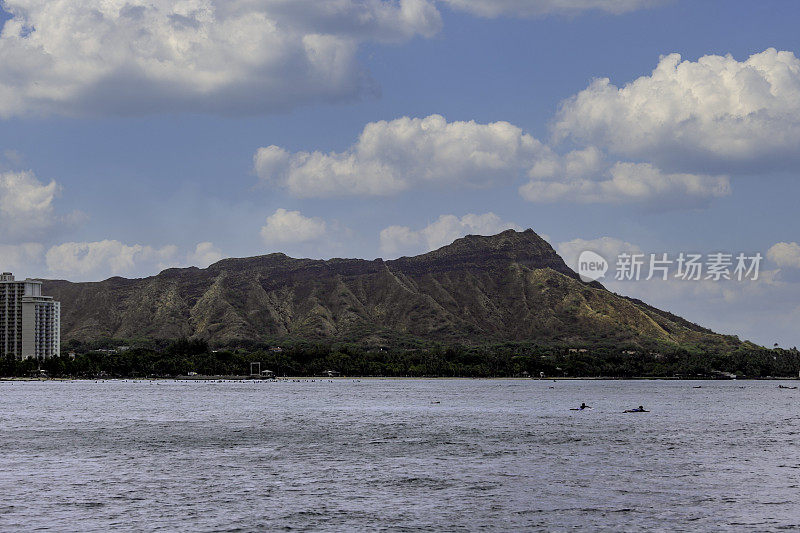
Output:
[{"xmin": 1, "ymin": 0, "xmax": 800, "ymax": 347}]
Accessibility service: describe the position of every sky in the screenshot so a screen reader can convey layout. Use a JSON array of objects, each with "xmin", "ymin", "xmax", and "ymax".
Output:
[{"xmin": 1, "ymin": 0, "xmax": 799, "ymax": 347}]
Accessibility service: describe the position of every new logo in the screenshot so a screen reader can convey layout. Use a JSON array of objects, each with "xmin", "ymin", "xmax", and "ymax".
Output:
[{"xmin": 577, "ymin": 250, "xmax": 608, "ymax": 282}]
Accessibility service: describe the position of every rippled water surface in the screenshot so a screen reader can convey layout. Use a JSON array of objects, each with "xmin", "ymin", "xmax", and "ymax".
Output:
[{"xmin": 1, "ymin": 379, "xmax": 798, "ymax": 531}]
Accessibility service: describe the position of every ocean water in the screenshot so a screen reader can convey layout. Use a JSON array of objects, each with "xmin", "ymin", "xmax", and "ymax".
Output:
[{"xmin": 0, "ymin": 379, "xmax": 798, "ymax": 531}]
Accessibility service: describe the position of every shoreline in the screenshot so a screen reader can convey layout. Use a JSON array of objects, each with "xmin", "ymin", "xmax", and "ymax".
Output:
[{"xmin": 2, "ymin": 375, "xmax": 799, "ymax": 382}]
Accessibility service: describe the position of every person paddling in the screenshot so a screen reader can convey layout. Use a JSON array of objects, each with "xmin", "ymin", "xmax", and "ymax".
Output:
[
  {"xmin": 570, "ymin": 402, "xmax": 592, "ymax": 410},
  {"xmin": 624, "ymin": 405, "xmax": 649, "ymax": 413}
]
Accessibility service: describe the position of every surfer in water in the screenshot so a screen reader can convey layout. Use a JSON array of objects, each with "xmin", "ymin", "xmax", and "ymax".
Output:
[
  {"xmin": 570, "ymin": 402, "xmax": 592, "ymax": 410},
  {"xmin": 624, "ymin": 405, "xmax": 649, "ymax": 413}
]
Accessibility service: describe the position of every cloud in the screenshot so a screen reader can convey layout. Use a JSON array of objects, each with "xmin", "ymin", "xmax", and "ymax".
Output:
[
  {"xmin": 255, "ymin": 114, "xmax": 551, "ymax": 197},
  {"xmin": 527, "ymin": 146, "xmax": 605, "ymax": 181},
  {"xmin": 0, "ymin": 170, "xmax": 60, "ymax": 240},
  {"xmin": 257, "ymin": 115, "xmax": 730, "ymax": 207},
  {"xmin": 45, "ymin": 240, "xmax": 179, "ymax": 280},
  {"xmin": 0, "ymin": 243, "xmax": 45, "ymax": 272},
  {"xmin": 380, "ymin": 212, "xmax": 521, "ymax": 257},
  {"xmin": 440, "ymin": 0, "xmax": 663, "ymax": 18},
  {"xmin": 0, "ymin": 0, "xmax": 441, "ymax": 117},
  {"xmin": 260, "ymin": 208, "xmax": 328, "ymax": 245},
  {"xmin": 553, "ymin": 48, "xmax": 800, "ymax": 171},
  {"xmin": 0, "ymin": 169, "xmax": 88, "ymax": 242},
  {"xmin": 187, "ymin": 242, "xmax": 224, "ymax": 268},
  {"xmin": 521, "ymin": 161, "xmax": 730, "ymax": 207},
  {"xmin": 41, "ymin": 240, "xmax": 226, "ymax": 279},
  {"xmin": 556, "ymin": 236, "xmax": 642, "ymax": 274},
  {"xmin": 767, "ymin": 242, "xmax": 800, "ymax": 268}
]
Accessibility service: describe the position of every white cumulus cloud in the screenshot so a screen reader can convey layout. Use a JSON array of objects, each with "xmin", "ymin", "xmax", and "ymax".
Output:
[
  {"xmin": 440, "ymin": 0, "xmax": 663, "ymax": 18},
  {"xmin": 0, "ymin": 0, "xmax": 441, "ymax": 117},
  {"xmin": 187, "ymin": 242, "xmax": 224, "ymax": 268},
  {"xmin": 380, "ymin": 212, "xmax": 521, "ymax": 257},
  {"xmin": 0, "ymin": 170, "xmax": 63, "ymax": 240},
  {"xmin": 767, "ymin": 242, "xmax": 800, "ymax": 269},
  {"xmin": 554, "ymin": 48, "xmax": 800, "ymax": 171},
  {"xmin": 257, "ymin": 114, "xmax": 731, "ymax": 207},
  {"xmin": 45, "ymin": 240, "xmax": 179, "ymax": 280},
  {"xmin": 255, "ymin": 114, "xmax": 551, "ymax": 197},
  {"xmin": 521, "ymin": 161, "xmax": 730, "ymax": 207},
  {"xmin": 260, "ymin": 208, "xmax": 328, "ymax": 245}
]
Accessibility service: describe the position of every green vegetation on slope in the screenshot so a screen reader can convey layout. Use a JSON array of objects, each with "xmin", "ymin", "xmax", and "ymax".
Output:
[{"xmin": 41, "ymin": 230, "xmax": 745, "ymax": 351}]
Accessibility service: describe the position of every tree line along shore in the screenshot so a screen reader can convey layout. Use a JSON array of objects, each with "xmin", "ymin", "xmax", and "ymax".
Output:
[{"xmin": 2, "ymin": 338, "xmax": 799, "ymax": 379}]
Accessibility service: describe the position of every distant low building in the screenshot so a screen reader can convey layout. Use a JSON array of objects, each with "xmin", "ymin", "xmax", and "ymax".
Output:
[
  {"xmin": 0, "ymin": 273, "xmax": 61, "ymax": 359},
  {"xmin": 261, "ymin": 369, "xmax": 275, "ymax": 378}
]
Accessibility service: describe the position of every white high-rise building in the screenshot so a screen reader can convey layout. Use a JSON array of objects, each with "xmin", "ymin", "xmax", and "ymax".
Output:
[{"xmin": 0, "ymin": 273, "xmax": 61, "ymax": 359}]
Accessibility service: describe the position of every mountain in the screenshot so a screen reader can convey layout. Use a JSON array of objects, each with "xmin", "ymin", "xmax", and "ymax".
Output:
[{"xmin": 42, "ymin": 229, "xmax": 740, "ymax": 349}]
